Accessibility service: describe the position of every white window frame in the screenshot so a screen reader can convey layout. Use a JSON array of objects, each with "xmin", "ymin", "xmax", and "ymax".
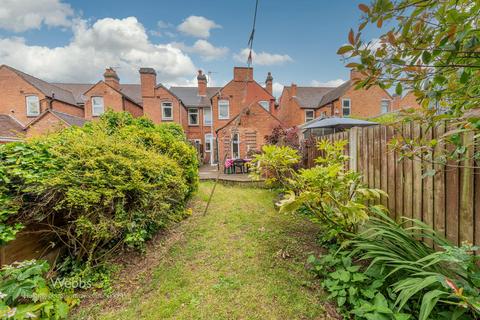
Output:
[
  {"xmin": 205, "ymin": 133, "xmax": 213, "ymax": 152},
  {"xmin": 161, "ymin": 101, "xmax": 173, "ymax": 120},
  {"xmin": 231, "ymin": 132, "xmax": 240, "ymax": 159},
  {"xmin": 203, "ymin": 107, "xmax": 212, "ymax": 126},
  {"xmin": 218, "ymin": 99, "xmax": 230, "ymax": 120},
  {"xmin": 188, "ymin": 108, "xmax": 199, "ymax": 126},
  {"xmin": 380, "ymin": 99, "xmax": 391, "ymax": 114},
  {"xmin": 342, "ymin": 98, "xmax": 351, "ymax": 117},
  {"xmin": 25, "ymin": 95, "xmax": 40, "ymax": 116},
  {"xmin": 305, "ymin": 109, "xmax": 315, "ymax": 122},
  {"xmin": 259, "ymin": 100, "xmax": 269, "ymax": 111},
  {"xmin": 92, "ymin": 96, "xmax": 105, "ymax": 117}
]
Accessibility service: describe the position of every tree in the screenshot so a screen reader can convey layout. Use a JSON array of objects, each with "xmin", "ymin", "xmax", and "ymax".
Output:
[{"xmin": 339, "ymin": 0, "xmax": 480, "ymax": 166}]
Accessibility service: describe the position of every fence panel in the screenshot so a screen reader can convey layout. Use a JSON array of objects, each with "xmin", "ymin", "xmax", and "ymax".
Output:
[{"xmin": 304, "ymin": 123, "xmax": 479, "ymax": 245}]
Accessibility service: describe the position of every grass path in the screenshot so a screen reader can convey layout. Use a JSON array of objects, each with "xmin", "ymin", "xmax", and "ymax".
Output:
[{"xmin": 75, "ymin": 182, "xmax": 328, "ymax": 319}]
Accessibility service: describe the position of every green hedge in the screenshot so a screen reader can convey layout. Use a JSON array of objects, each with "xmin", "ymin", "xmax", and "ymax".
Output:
[{"xmin": 0, "ymin": 111, "xmax": 198, "ymax": 264}]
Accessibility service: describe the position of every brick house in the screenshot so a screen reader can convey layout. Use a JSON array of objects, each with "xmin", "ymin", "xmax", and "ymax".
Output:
[
  {"xmin": 276, "ymin": 70, "xmax": 411, "ymax": 127},
  {"xmin": 0, "ymin": 64, "xmax": 281, "ymax": 166}
]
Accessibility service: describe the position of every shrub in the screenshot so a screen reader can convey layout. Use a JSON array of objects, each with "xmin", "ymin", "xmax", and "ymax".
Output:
[
  {"xmin": 249, "ymin": 144, "xmax": 300, "ymax": 190},
  {"xmin": 0, "ymin": 112, "xmax": 198, "ymax": 266},
  {"xmin": 0, "ymin": 260, "xmax": 72, "ymax": 319},
  {"xmin": 264, "ymin": 125, "xmax": 300, "ymax": 150},
  {"xmin": 277, "ymin": 140, "xmax": 386, "ymax": 239}
]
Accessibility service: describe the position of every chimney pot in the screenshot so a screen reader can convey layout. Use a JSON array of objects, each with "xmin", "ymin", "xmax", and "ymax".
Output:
[
  {"xmin": 104, "ymin": 67, "xmax": 120, "ymax": 90},
  {"xmin": 265, "ymin": 72, "xmax": 273, "ymax": 95},
  {"xmin": 197, "ymin": 69, "xmax": 207, "ymax": 96}
]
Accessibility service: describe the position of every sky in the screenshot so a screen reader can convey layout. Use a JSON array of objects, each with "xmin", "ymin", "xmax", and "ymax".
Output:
[{"xmin": 0, "ymin": 0, "xmax": 385, "ymax": 96}]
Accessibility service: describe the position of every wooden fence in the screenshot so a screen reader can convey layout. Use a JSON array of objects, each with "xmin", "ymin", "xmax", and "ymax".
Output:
[{"xmin": 303, "ymin": 124, "xmax": 479, "ymax": 248}]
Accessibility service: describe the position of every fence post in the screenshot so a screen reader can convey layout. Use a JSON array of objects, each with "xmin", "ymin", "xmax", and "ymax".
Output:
[{"xmin": 349, "ymin": 128, "xmax": 358, "ymax": 172}]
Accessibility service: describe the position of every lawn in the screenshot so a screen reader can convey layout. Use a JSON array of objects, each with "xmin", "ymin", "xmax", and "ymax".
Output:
[{"xmin": 74, "ymin": 182, "xmax": 329, "ymax": 320}]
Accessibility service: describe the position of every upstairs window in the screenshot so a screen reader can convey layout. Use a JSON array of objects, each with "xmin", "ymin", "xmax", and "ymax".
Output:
[
  {"xmin": 92, "ymin": 96, "xmax": 104, "ymax": 116},
  {"xmin": 204, "ymin": 107, "xmax": 212, "ymax": 126},
  {"xmin": 381, "ymin": 100, "xmax": 391, "ymax": 114},
  {"xmin": 162, "ymin": 102, "xmax": 173, "ymax": 120},
  {"xmin": 188, "ymin": 108, "xmax": 199, "ymax": 125},
  {"xmin": 342, "ymin": 98, "xmax": 351, "ymax": 117},
  {"xmin": 305, "ymin": 109, "xmax": 315, "ymax": 122},
  {"xmin": 218, "ymin": 100, "xmax": 229, "ymax": 120},
  {"xmin": 259, "ymin": 100, "xmax": 269, "ymax": 111},
  {"xmin": 26, "ymin": 95, "xmax": 40, "ymax": 116}
]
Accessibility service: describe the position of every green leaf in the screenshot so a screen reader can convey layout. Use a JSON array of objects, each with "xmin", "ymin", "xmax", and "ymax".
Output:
[
  {"xmin": 395, "ymin": 83, "xmax": 403, "ymax": 96},
  {"xmin": 337, "ymin": 45, "xmax": 354, "ymax": 55},
  {"xmin": 418, "ymin": 290, "xmax": 448, "ymax": 320}
]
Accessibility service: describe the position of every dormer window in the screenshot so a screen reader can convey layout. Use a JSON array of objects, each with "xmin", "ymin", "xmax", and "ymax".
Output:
[
  {"xmin": 92, "ymin": 96, "xmax": 104, "ymax": 116},
  {"xmin": 26, "ymin": 95, "xmax": 40, "ymax": 116}
]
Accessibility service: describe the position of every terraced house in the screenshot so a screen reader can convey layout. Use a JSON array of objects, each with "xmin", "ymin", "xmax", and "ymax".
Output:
[
  {"xmin": 276, "ymin": 70, "xmax": 419, "ymax": 127},
  {"xmin": 0, "ymin": 64, "xmax": 280, "ymax": 166}
]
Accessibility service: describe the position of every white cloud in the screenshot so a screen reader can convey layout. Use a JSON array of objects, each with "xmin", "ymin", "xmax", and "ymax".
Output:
[
  {"xmin": 0, "ymin": 0, "xmax": 74, "ymax": 32},
  {"xmin": 311, "ymin": 79, "xmax": 345, "ymax": 87},
  {"xmin": 272, "ymin": 82, "xmax": 284, "ymax": 98},
  {"xmin": 174, "ymin": 40, "xmax": 228, "ymax": 61},
  {"xmin": 0, "ymin": 17, "xmax": 197, "ymax": 85},
  {"xmin": 177, "ymin": 16, "xmax": 221, "ymax": 38},
  {"xmin": 233, "ymin": 48, "xmax": 293, "ymax": 66}
]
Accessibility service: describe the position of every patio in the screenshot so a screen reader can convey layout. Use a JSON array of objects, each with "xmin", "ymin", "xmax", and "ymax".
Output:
[{"xmin": 198, "ymin": 165, "xmax": 257, "ymax": 183}]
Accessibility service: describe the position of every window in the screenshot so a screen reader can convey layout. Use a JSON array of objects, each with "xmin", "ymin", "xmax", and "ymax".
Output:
[
  {"xmin": 305, "ymin": 109, "xmax": 315, "ymax": 122},
  {"xmin": 161, "ymin": 102, "xmax": 173, "ymax": 120},
  {"xmin": 188, "ymin": 108, "xmax": 199, "ymax": 125},
  {"xmin": 231, "ymin": 133, "xmax": 240, "ymax": 159},
  {"xmin": 92, "ymin": 96, "xmax": 104, "ymax": 116},
  {"xmin": 218, "ymin": 100, "xmax": 229, "ymax": 119},
  {"xmin": 259, "ymin": 100, "xmax": 269, "ymax": 111},
  {"xmin": 381, "ymin": 100, "xmax": 391, "ymax": 114},
  {"xmin": 205, "ymin": 133, "xmax": 213, "ymax": 152},
  {"xmin": 342, "ymin": 99, "xmax": 351, "ymax": 117},
  {"xmin": 26, "ymin": 95, "xmax": 40, "ymax": 116},
  {"xmin": 203, "ymin": 108, "xmax": 212, "ymax": 126}
]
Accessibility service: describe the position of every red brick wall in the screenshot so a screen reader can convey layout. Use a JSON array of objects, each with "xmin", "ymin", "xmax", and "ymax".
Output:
[
  {"xmin": 51, "ymin": 100, "xmax": 84, "ymax": 117},
  {"xmin": 84, "ymin": 82, "xmax": 125, "ymax": 120},
  {"xmin": 217, "ymin": 103, "xmax": 282, "ymax": 163},
  {"xmin": 331, "ymin": 85, "xmax": 393, "ymax": 118},
  {"xmin": 25, "ymin": 112, "xmax": 67, "ymax": 137},
  {"xmin": 124, "ymin": 99, "xmax": 143, "ymax": 118},
  {"xmin": 393, "ymin": 92, "xmax": 421, "ymax": 111},
  {"xmin": 276, "ymin": 87, "xmax": 308, "ymax": 127},
  {"xmin": 0, "ymin": 66, "xmax": 48, "ymax": 126},
  {"xmin": 143, "ymin": 86, "xmax": 184, "ymax": 125}
]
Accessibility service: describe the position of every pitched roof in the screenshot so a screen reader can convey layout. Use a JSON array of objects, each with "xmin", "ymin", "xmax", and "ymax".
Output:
[
  {"xmin": 24, "ymin": 109, "xmax": 87, "ymax": 129},
  {"xmin": 0, "ymin": 114, "xmax": 24, "ymax": 140},
  {"xmin": 2, "ymin": 65, "xmax": 78, "ymax": 106},
  {"xmin": 51, "ymin": 110, "xmax": 87, "ymax": 127},
  {"xmin": 318, "ymin": 80, "xmax": 352, "ymax": 107},
  {"xmin": 285, "ymin": 86, "xmax": 335, "ymax": 109},
  {"xmin": 170, "ymin": 87, "xmax": 221, "ymax": 108},
  {"xmin": 53, "ymin": 83, "xmax": 143, "ymax": 105}
]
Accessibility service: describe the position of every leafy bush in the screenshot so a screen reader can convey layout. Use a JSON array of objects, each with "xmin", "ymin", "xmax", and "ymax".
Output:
[
  {"xmin": 0, "ymin": 260, "xmax": 72, "ymax": 319},
  {"xmin": 264, "ymin": 125, "xmax": 300, "ymax": 150},
  {"xmin": 277, "ymin": 140, "xmax": 386, "ymax": 239},
  {"xmin": 0, "ymin": 112, "xmax": 198, "ymax": 266},
  {"xmin": 249, "ymin": 144, "xmax": 301, "ymax": 190}
]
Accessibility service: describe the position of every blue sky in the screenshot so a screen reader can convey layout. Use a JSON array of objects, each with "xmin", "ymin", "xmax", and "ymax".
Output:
[{"xmin": 0, "ymin": 0, "xmax": 384, "ymax": 95}]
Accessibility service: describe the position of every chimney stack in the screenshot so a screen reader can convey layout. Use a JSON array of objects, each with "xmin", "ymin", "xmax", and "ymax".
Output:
[
  {"xmin": 350, "ymin": 69, "xmax": 364, "ymax": 81},
  {"xmin": 104, "ymin": 67, "xmax": 120, "ymax": 90},
  {"xmin": 197, "ymin": 70, "xmax": 207, "ymax": 96},
  {"xmin": 139, "ymin": 67, "xmax": 157, "ymax": 98},
  {"xmin": 290, "ymin": 83, "xmax": 297, "ymax": 97},
  {"xmin": 233, "ymin": 67, "xmax": 253, "ymax": 82},
  {"xmin": 265, "ymin": 72, "xmax": 273, "ymax": 95}
]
